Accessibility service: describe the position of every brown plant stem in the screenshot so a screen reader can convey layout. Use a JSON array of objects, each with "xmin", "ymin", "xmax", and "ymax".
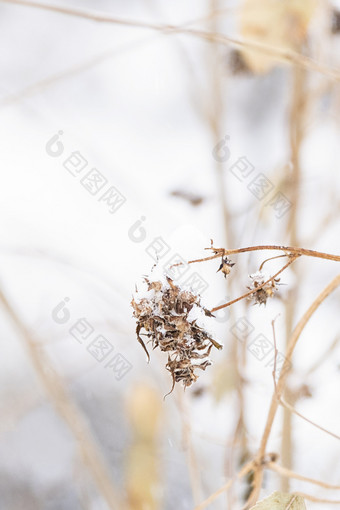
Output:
[
  {"xmin": 2, "ymin": 0, "xmax": 340, "ymax": 81},
  {"xmin": 178, "ymin": 390, "xmax": 203, "ymax": 505},
  {"xmin": 210, "ymin": 256, "xmax": 298, "ymax": 312},
  {"xmin": 251, "ymin": 273, "xmax": 340, "ymax": 503},
  {"xmin": 194, "ymin": 460, "xmax": 255, "ymax": 510},
  {"xmin": 277, "ymin": 395, "xmax": 340, "ymax": 441},
  {"xmin": 281, "ymin": 60, "xmax": 306, "ymax": 491},
  {"xmin": 189, "ymin": 244, "xmax": 340, "ymax": 264},
  {"xmin": 272, "ymin": 322, "xmax": 340, "ymax": 441},
  {"xmin": 293, "ymin": 493, "xmax": 340, "ymax": 504},
  {"xmin": 268, "ymin": 462, "xmax": 340, "ymax": 490},
  {"xmin": 259, "ymin": 254, "xmax": 288, "ymax": 271},
  {"xmin": 206, "ymin": 2, "xmax": 247, "ymax": 503}
]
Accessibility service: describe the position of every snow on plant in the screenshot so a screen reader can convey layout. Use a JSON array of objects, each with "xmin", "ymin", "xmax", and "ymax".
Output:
[
  {"xmin": 247, "ymin": 271, "xmax": 280, "ymax": 306},
  {"xmin": 131, "ymin": 268, "xmax": 222, "ymax": 395},
  {"xmin": 132, "ymin": 241, "xmax": 340, "ymax": 399}
]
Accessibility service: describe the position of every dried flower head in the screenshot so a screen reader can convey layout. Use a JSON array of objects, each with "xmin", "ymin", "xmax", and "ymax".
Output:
[
  {"xmin": 247, "ymin": 271, "xmax": 280, "ymax": 306},
  {"xmin": 131, "ymin": 273, "xmax": 222, "ymax": 394},
  {"xmin": 217, "ymin": 257, "xmax": 235, "ymax": 278}
]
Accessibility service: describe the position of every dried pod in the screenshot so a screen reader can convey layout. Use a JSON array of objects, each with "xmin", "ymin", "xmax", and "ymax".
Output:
[
  {"xmin": 247, "ymin": 271, "xmax": 280, "ymax": 306},
  {"xmin": 131, "ymin": 273, "xmax": 222, "ymax": 395},
  {"xmin": 217, "ymin": 257, "xmax": 235, "ymax": 278}
]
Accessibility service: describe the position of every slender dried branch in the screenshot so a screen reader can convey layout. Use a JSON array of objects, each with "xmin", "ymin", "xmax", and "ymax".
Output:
[
  {"xmin": 178, "ymin": 391, "xmax": 203, "ymax": 505},
  {"xmin": 2, "ymin": 0, "xmax": 340, "ymax": 81},
  {"xmin": 259, "ymin": 254, "xmax": 288, "ymax": 271},
  {"xmin": 246, "ymin": 274, "xmax": 340, "ymax": 508},
  {"xmin": 0, "ymin": 287, "xmax": 123, "ymax": 510},
  {"xmin": 305, "ymin": 334, "xmax": 340, "ymax": 376},
  {"xmin": 194, "ymin": 460, "xmax": 254, "ymax": 510},
  {"xmin": 257, "ymin": 273, "xmax": 340, "ymax": 459},
  {"xmin": 268, "ymin": 462, "xmax": 340, "ymax": 490},
  {"xmin": 189, "ymin": 244, "xmax": 340, "ymax": 264},
  {"xmin": 0, "ymin": 7, "xmax": 237, "ymax": 108},
  {"xmin": 211, "ymin": 257, "xmax": 298, "ymax": 312},
  {"xmin": 222, "ymin": 245, "xmax": 340, "ymax": 261},
  {"xmin": 272, "ymin": 321, "xmax": 340, "ymax": 440},
  {"xmin": 278, "ymin": 396, "xmax": 340, "ymax": 441},
  {"xmin": 294, "ymin": 492, "xmax": 340, "ymax": 504}
]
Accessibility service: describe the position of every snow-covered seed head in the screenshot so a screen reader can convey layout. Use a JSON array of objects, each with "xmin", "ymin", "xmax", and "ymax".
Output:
[
  {"xmin": 131, "ymin": 274, "xmax": 222, "ymax": 395},
  {"xmin": 247, "ymin": 271, "xmax": 280, "ymax": 306}
]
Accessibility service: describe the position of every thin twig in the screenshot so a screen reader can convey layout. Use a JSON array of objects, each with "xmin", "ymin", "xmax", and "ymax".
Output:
[
  {"xmin": 248, "ymin": 274, "xmax": 340, "ymax": 507},
  {"xmin": 271, "ymin": 314, "xmax": 281, "ymax": 395},
  {"xmin": 268, "ymin": 462, "xmax": 340, "ymax": 490},
  {"xmin": 270, "ymin": 304, "xmax": 340, "ymax": 442},
  {"xmin": 257, "ymin": 273, "xmax": 340, "ymax": 459},
  {"xmin": 209, "ymin": 245, "xmax": 340, "ymax": 262},
  {"xmin": 278, "ymin": 396, "xmax": 340, "ymax": 441},
  {"xmin": 177, "ymin": 390, "xmax": 203, "ymax": 505},
  {"xmin": 0, "ymin": 286, "xmax": 123, "ymax": 510},
  {"xmin": 0, "ymin": 7, "xmax": 238, "ymax": 108},
  {"xmin": 194, "ymin": 460, "xmax": 254, "ymax": 510},
  {"xmin": 294, "ymin": 492, "xmax": 340, "ymax": 504},
  {"xmin": 187, "ymin": 243, "xmax": 340, "ymax": 269},
  {"xmin": 259, "ymin": 254, "xmax": 288, "ymax": 271},
  {"xmin": 305, "ymin": 334, "xmax": 340, "ymax": 376},
  {"xmin": 210, "ymin": 257, "xmax": 298, "ymax": 312},
  {"xmin": 2, "ymin": 0, "xmax": 340, "ymax": 81}
]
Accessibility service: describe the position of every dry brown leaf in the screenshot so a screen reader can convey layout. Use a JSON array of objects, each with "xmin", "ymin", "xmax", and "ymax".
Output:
[{"xmin": 239, "ymin": 0, "xmax": 318, "ymax": 73}]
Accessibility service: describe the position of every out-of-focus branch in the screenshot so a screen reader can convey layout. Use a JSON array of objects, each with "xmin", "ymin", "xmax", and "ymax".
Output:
[
  {"xmin": 278, "ymin": 394, "xmax": 340, "ymax": 441},
  {"xmin": 249, "ymin": 273, "xmax": 340, "ymax": 507},
  {"xmin": 268, "ymin": 461, "xmax": 340, "ymax": 490},
  {"xmin": 0, "ymin": 7, "xmax": 235, "ymax": 109},
  {"xmin": 1, "ymin": 0, "xmax": 340, "ymax": 80},
  {"xmin": 0, "ymin": 285, "xmax": 123, "ymax": 510},
  {"xmin": 294, "ymin": 493, "xmax": 340, "ymax": 504},
  {"xmin": 194, "ymin": 460, "xmax": 254, "ymax": 510},
  {"xmin": 281, "ymin": 59, "xmax": 306, "ymax": 491},
  {"xmin": 177, "ymin": 390, "xmax": 203, "ymax": 505}
]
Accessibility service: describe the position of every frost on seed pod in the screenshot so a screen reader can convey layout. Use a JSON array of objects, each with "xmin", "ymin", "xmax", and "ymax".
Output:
[
  {"xmin": 247, "ymin": 271, "xmax": 280, "ymax": 306},
  {"xmin": 131, "ymin": 271, "xmax": 222, "ymax": 395}
]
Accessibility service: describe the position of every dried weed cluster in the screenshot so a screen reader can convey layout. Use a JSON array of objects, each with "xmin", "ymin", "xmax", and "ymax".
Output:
[{"xmin": 131, "ymin": 275, "xmax": 222, "ymax": 393}]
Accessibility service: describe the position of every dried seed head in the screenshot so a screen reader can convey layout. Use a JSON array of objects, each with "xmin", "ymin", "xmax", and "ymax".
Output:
[
  {"xmin": 217, "ymin": 257, "xmax": 235, "ymax": 278},
  {"xmin": 131, "ymin": 272, "xmax": 222, "ymax": 395},
  {"xmin": 247, "ymin": 271, "xmax": 280, "ymax": 306}
]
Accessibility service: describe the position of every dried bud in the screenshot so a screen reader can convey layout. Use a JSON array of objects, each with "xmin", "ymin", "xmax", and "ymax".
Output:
[
  {"xmin": 228, "ymin": 49, "xmax": 252, "ymax": 75},
  {"xmin": 247, "ymin": 271, "xmax": 280, "ymax": 306},
  {"xmin": 217, "ymin": 257, "xmax": 235, "ymax": 278},
  {"xmin": 131, "ymin": 273, "xmax": 222, "ymax": 395}
]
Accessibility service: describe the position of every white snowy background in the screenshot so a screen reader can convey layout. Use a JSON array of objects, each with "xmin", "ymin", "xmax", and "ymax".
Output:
[{"xmin": 0, "ymin": 1, "xmax": 339, "ymax": 509}]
